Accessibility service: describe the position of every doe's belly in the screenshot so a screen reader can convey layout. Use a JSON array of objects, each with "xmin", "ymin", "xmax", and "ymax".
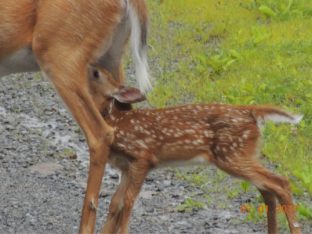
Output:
[{"xmin": 0, "ymin": 47, "xmax": 39, "ymax": 77}]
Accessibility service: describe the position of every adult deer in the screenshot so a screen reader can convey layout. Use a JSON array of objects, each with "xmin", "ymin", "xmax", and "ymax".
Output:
[
  {"xmin": 0, "ymin": 0, "xmax": 150, "ymax": 233},
  {"xmin": 88, "ymin": 66, "xmax": 302, "ymax": 234}
]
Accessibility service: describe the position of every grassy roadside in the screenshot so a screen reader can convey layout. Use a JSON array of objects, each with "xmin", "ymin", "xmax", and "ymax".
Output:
[{"xmin": 146, "ymin": 0, "xmax": 312, "ymax": 222}]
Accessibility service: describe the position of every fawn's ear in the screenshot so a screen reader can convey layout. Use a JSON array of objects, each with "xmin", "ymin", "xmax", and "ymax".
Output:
[{"xmin": 112, "ymin": 86, "xmax": 146, "ymax": 104}]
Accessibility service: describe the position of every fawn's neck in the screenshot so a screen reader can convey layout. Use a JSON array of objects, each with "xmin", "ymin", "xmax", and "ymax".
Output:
[{"xmin": 102, "ymin": 100, "xmax": 132, "ymax": 124}]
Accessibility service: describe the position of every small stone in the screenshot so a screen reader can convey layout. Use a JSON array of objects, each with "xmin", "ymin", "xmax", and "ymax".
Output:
[
  {"xmin": 29, "ymin": 162, "xmax": 63, "ymax": 176},
  {"xmin": 146, "ymin": 207, "xmax": 154, "ymax": 213},
  {"xmin": 109, "ymin": 173, "xmax": 119, "ymax": 180}
]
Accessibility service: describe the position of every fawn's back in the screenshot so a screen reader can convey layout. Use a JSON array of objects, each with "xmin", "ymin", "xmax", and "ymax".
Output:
[{"xmin": 106, "ymin": 103, "xmax": 260, "ymax": 168}]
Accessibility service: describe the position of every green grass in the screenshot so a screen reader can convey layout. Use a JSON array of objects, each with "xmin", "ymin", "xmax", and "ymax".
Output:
[
  {"xmin": 146, "ymin": 0, "xmax": 312, "ymax": 221},
  {"xmin": 176, "ymin": 197, "xmax": 205, "ymax": 212}
]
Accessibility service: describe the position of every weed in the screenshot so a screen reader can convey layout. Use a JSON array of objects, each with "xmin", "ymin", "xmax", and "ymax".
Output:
[
  {"xmin": 240, "ymin": 181, "xmax": 251, "ymax": 193},
  {"xmin": 55, "ymin": 147, "xmax": 77, "ymax": 159},
  {"xmin": 244, "ymin": 203, "xmax": 266, "ymax": 223},
  {"xmin": 298, "ymin": 203, "xmax": 312, "ymax": 220},
  {"xmin": 176, "ymin": 198, "xmax": 205, "ymax": 212}
]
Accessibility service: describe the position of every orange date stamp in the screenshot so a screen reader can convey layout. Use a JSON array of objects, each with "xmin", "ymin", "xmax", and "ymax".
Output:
[{"xmin": 240, "ymin": 203, "xmax": 298, "ymax": 214}]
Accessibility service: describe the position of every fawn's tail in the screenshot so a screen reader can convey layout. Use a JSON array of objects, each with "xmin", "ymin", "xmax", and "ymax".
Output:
[
  {"xmin": 128, "ymin": 0, "xmax": 151, "ymax": 93},
  {"xmin": 244, "ymin": 106, "xmax": 303, "ymax": 124}
]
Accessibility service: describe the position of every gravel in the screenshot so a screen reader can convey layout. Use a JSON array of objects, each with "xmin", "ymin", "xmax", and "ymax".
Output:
[{"xmin": 1, "ymin": 73, "xmax": 310, "ymax": 234}]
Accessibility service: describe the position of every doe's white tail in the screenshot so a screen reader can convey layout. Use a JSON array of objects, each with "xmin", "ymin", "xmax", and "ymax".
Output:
[{"xmin": 128, "ymin": 1, "xmax": 152, "ymax": 93}]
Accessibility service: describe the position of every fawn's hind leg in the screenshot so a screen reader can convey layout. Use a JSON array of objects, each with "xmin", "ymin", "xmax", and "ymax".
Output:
[
  {"xmin": 213, "ymin": 156, "xmax": 301, "ymax": 234},
  {"xmin": 258, "ymin": 189, "xmax": 278, "ymax": 234}
]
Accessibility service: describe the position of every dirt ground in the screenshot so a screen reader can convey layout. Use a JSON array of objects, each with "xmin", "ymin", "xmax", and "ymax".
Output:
[{"xmin": 1, "ymin": 73, "xmax": 311, "ymax": 233}]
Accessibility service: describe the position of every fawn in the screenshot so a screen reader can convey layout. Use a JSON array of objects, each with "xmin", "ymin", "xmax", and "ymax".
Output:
[{"xmin": 88, "ymin": 65, "xmax": 302, "ymax": 234}]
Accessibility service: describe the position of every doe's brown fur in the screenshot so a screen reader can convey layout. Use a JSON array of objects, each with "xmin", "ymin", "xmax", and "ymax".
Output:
[{"xmin": 0, "ymin": 1, "xmax": 150, "ymax": 233}]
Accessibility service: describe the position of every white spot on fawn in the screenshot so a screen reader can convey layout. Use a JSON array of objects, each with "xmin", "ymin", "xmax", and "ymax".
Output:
[
  {"xmin": 185, "ymin": 129, "xmax": 196, "ymax": 134},
  {"xmin": 243, "ymin": 130, "xmax": 250, "ymax": 139}
]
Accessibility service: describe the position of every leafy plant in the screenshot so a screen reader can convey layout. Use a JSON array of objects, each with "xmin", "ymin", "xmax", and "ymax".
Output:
[
  {"xmin": 298, "ymin": 203, "xmax": 312, "ymax": 220},
  {"xmin": 176, "ymin": 198, "xmax": 205, "ymax": 212},
  {"xmin": 259, "ymin": 4, "xmax": 277, "ymax": 18},
  {"xmin": 241, "ymin": 181, "xmax": 251, "ymax": 193},
  {"xmin": 244, "ymin": 203, "xmax": 266, "ymax": 223}
]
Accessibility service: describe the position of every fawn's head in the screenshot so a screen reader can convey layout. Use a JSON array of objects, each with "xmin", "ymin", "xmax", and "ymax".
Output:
[{"xmin": 88, "ymin": 65, "xmax": 146, "ymax": 112}]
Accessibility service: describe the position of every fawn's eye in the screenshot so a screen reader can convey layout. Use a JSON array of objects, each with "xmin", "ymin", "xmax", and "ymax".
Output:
[{"xmin": 93, "ymin": 70, "xmax": 100, "ymax": 79}]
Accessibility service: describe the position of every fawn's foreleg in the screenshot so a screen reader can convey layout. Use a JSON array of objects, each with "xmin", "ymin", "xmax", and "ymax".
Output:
[{"xmin": 102, "ymin": 159, "xmax": 150, "ymax": 234}]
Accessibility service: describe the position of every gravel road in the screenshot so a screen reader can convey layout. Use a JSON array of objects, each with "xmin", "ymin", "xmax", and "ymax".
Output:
[{"xmin": 1, "ymin": 73, "xmax": 311, "ymax": 233}]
